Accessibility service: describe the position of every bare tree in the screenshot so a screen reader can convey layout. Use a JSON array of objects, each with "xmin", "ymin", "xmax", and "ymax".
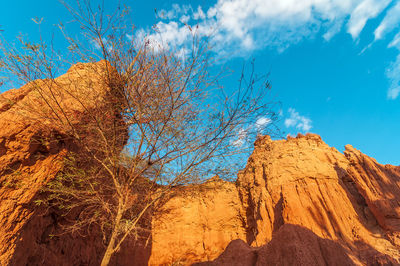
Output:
[{"xmin": 0, "ymin": 1, "xmax": 279, "ymax": 265}]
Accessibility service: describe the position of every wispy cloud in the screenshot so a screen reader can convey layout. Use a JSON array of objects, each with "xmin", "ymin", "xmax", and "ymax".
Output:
[
  {"xmin": 388, "ymin": 32, "xmax": 400, "ymax": 48},
  {"xmin": 135, "ymin": 21, "xmax": 193, "ymax": 54},
  {"xmin": 158, "ymin": 4, "xmax": 191, "ymax": 20},
  {"xmin": 231, "ymin": 127, "xmax": 248, "ymax": 147},
  {"xmin": 347, "ymin": 0, "xmax": 391, "ymax": 39},
  {"xmin": 374, "ymin": 2, "xmax": 400, "ymax": 40},
  {"xmin": 143, "ymin": 0, "xmax": 400, "ymax": 99},
  {"xmin": 92, "ymin": 37, "xmax": 112, "ymax": 52},
  {"xmin": 284, "ymin": 108, "xmax": 312, "ymax": 132},
  {"xmin": 140, "ymin": 0, "xmax": 393, "ymax": 56},
  {"xmin": 255, "ymin": 116, "xmax": 271, "ymax": 132},
  {"xmin": 372, "ymin": 1, "xmax": 400, "ymax": 100},
  {"xmin": 386, "ymin": 54, "xmax": 400, "ymax": 100},
  {"xmin": 231, "ymin": 115, "xmax": 273, "ymax": 147}
]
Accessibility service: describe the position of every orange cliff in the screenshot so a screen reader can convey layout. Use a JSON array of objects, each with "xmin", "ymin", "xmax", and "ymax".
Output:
[
  {"xmin": 151, "ymin": 134, "xmax": 400, "ymax": 265},
  {"xmin": 0, "ymin": 62, "xmax": 399, "ymax": 265},
  {"xmin": 0, "ymin": 61, "xmax": 133, "ymax": 266}
]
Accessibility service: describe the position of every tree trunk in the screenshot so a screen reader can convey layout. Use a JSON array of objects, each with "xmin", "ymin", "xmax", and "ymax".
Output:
[
  {"xmin": 100, "ymin": 201, "xmax": 124, "ymax": 266},
  {"xmin": 100, "ymin": 235, "xmax": 117, "ymax": 266}
]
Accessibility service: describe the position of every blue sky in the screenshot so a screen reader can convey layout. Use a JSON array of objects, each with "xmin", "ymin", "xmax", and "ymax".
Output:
[{"xmin": 1, "ymin": 0, "xmax": 399, "ymax": 165}]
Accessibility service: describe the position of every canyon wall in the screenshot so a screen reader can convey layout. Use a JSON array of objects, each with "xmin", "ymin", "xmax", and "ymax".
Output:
[
  {"xmin": 151, "ymin": 134, "xmax": 400, "ymax": 265},
  {"xmin": 0, "ymin": 61, "xmax": 138, "ymax": 266},
  {"xmin": 0, "ymin": 62, "xmax": 399, "ymax": 265}
]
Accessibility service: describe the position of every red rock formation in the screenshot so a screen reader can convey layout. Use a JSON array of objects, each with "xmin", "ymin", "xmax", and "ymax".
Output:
[
  {"xmin": 344, "ymin": 145, "xmax": 400, "ymax": 246},
  {"xmin": 194, "ymin": 224, "xmax": 355, "ymax": 266},
  {"xmin": 0, "ymin": 61, "xmax": 135, "ymax": 266},
  {"xmin": 150, "ymin": 134, "xmax": 400, "ymax": 265},
  {"xmin": 149, "ymin": 178, "xmax": 247, "ymax": 265},
  {"xmin": 0, "ymin": 62, "xmax": 399, "ymax": 265}
]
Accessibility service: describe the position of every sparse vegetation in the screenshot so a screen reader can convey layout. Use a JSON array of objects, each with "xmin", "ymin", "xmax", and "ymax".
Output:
[{"xmin": 0, "ymin": 1, "xmax": 278, "ymax": 265}]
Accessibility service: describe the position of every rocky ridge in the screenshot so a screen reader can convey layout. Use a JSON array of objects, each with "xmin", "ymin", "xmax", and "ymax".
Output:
[
  {"xmin": 0, "ymin": 62, "xmax": 399, "ymax": 265},
  {"xmin": 151, "ymin": 134, "xmax": 400, "ymax": 265},
  {"xmin": 0, "ymin": 61, "xmax": 134, "ymax": 265}
]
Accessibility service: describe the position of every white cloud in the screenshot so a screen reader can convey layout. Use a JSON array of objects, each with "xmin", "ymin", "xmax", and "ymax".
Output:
[
  {"xmin": 158, "ymin": 4, "xmax": 190, "ymax": 20},
  {"xmin": 232, "ymin": 128, "xmax": 248, "ymax": 147},
  {"xmin": 285, "ymin": 108, "xmax": 312, "ymax": 132},
  {"xmin": 140, "ymin": 0, "xmax": 397, "ymax": 58},
  {"xmin": 139, "ymin": 0, "xmax": 400, "ymax": 100},
  {"xmin": 231, "ymin": 116, "xmax": 272, "ymax": 147},
  {"xmin": 180, "ymin": 15, "xmax": 190, "ymax": 23},
  {"xmin": 386, "ymin": 54, "xmax": 400, "ymax": 100},
  {"xmin": 136, "ymin": 21, "xmax": 192, "ymax": 53},
  {"xmin": 386, "ymin": 30, "xmax": 400, "ymax": 101},
  {"xmin": 193, "ymin": 6, "xmax": 206, "ymax": 20},
  {"xmin": 388, "ymin": 87, "xmax": 400, "ymax": 99},
  {"xmin": 375, "ymin": 2, "xmax": 400, "ymax": 40},
  {"xmin": 255, "ymin": 116, "xmax": 272, "ymax": 132},
  {"xmin": 323, "ymin": 19, "xmax": 344, "ymax": 41},
  {"xmin": 347, "ymin": 0, "xmax": 390, "ymax": 39},
  {"xmin": 389, "ymin": 32, "xmax": 400, "ymax": 48},
  {"xmin": 92, "ymin": 37, "xmax": 112, "ymax": 52}
]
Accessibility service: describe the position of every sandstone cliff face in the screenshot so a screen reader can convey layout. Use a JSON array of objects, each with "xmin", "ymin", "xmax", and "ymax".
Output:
[
  {"xmin": 0, "ymin": 61, "xmax": 133, "ymax": 266},
  {"xmin": 234, "ymin": 134, "xmax": 399, "ymax": 265},
  {"xmin": 150, "ymin": 134, "xmax": 400, "ymax": 265},
  {"xmin": 194, "ymin": 224, "xmax": 355, "ymax": 266},
  {"xmin": 149, "ymin": 178, "xmax": 247, "ymax": 265},
  {"xmin": 0, "ymin": 62, "xmax": 399, "ymax": 266}
]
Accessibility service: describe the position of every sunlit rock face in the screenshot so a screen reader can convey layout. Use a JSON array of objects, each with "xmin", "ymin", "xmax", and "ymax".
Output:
[
  {"xmin": 0, "ymin": 61, "xmax": 399, "ymax": 265},
  {"xmin": 149, "ymin": 178, "xmax": 247, "ymax": 265},
  {"xmin": 0, "ymin": 61, "xmax": 136, "ymax": 266},
  {"xmin": 151, "ymin": 134, "xmax": 400, "ymax": 265}
]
